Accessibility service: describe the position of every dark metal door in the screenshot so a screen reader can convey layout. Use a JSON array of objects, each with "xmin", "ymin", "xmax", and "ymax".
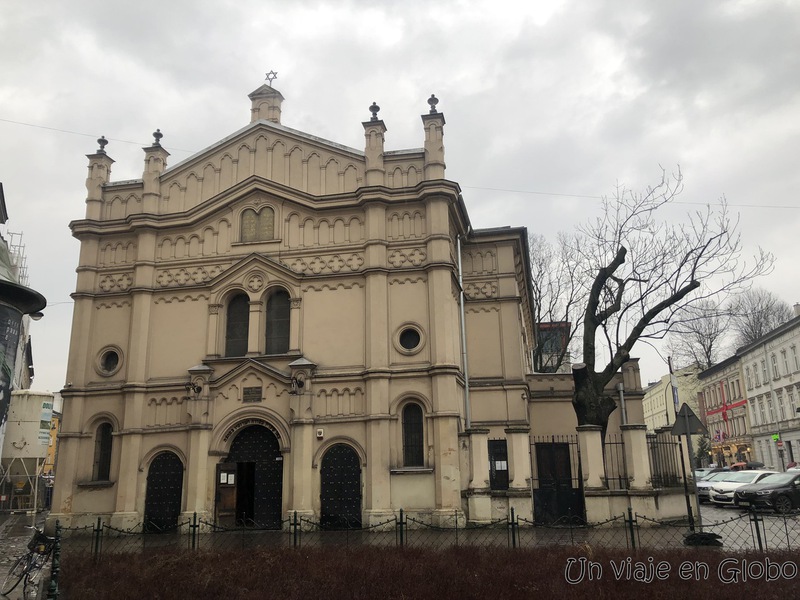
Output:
[
  {"xmin": 533, "ymin": 440, "xmax": 584, "ymax": 524},
  {"xmin": 225, "ymin": 425, "xmax": 283, "ymax": 528},
  {"xmin": 144, "ymin": 451, "xmax": 184, "ymax": 533},
  {"xmin": 320, "ymin": 444, "xmax": 362, "ymax": 529}
]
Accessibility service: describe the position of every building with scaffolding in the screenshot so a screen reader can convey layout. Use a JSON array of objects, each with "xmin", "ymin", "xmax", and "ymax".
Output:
[{"xmin": 0, "ymin": 182, "xmax": 49, "ymax": 512}]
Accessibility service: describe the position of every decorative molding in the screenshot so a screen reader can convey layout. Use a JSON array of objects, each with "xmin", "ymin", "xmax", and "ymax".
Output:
[
  {"xmin": 284, "ymin": 253, "xmax": 364, "ymax": 275},
  {"xmin": 316, "ymin": 387, "xmax": 365, "ymax": 417},
  {"xmin": 464, "ymin": 281, "xmax": 498, "ymax": 299},
  {"xmin": 301, "ymin": 281, "xmax": 364, "ymax": 293},
  {"xmin": 465, "ymin": 305, "xmax": 501, "ymax": 315},
  {"xmin": 389, "ymin": 276, "xmax": 427, "ymax": 286},
  {"xmin": 246, "ymin": 271, "xmax": 266, "ymax": 292},
  {"xmin": 154, "ymin": 293, "xmax": 210, "ymax": 304},
  {"xmin": 209, "ymin": 304, "xmax": 222, "ymax": 315},
  {"xmin": 387, "ymin": 248, "xmax": 426, "ymax": 268},
  {"xmin": 290, "ymin": 298, "xmax": 302, "ymax": 309},
  {"xmin": 95, "ymin": 300, "xmax": 132, "ymax": 310},
  {"xmin": 156, "ymin": 264, "xmax": 225, "ymax": 287},
  {"xmin": 98, "ymin": 272, "xmax": 133, "ymax": 292}
]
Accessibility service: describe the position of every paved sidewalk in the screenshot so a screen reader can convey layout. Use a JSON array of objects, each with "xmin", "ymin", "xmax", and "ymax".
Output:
[{"xmin": 0, "ymin": 512, "xmax": 49, "ymax": 600}]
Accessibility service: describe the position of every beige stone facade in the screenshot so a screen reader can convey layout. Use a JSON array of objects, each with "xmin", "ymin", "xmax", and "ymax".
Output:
[{"xmin": 50, "ymin": 84, "xmax": 657, "ymax": 531}]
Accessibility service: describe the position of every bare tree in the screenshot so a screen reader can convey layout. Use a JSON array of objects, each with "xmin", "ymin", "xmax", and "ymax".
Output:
[
  {"xmin": 666, "ymin": 299, "xmax": 731, "ymax": 370},
  {"xmin": 570, "ymin": 168, "xmax": 773, "ymax": 433},
  {"xmin": 729, "ymin": 288, "xmax": 793, "ymax": 346},
  {"xmin": 529, "ymin": 232, "xmax": 585, "ymax": 372}
]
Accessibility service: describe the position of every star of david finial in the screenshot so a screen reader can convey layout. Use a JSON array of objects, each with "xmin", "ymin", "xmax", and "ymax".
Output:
[{"xmin": 265, "ymin": 70, "xmax": 278, "ymax": 86}]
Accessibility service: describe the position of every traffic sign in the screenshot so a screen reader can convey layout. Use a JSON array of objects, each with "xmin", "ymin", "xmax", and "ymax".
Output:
[{"xmin": 670, "ymin": 403, "xmax": 708, "ymax": 436}]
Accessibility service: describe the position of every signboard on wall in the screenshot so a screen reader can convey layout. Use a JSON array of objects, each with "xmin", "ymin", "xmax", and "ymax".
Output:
[{"xmin": 0, "ymin": 302, "xmax": 23, "ymax": 431}]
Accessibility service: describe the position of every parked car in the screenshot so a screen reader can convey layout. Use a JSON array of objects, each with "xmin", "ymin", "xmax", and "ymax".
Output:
[
  {"xmin": 709, "ymin": 470, "xmax": 778, "ymax": 507},
  {"xmin": 734, "ymin": 472, "xmax": 800, "ymax": 513},
  {"xmin": 693, "ymin": 467, "xmax": 728, "ymax": 480},
  {"xmin": 696, "ymin": 471, "xmax": 734, "ymax": 503},
  {"xmin": 730, "ymin": 461, "xmax": 765, "ymax": 471}
]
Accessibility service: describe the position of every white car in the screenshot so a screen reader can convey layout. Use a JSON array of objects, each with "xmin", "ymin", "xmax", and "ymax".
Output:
[
  {"xmin": 709, "ymin": 470, "xmax": 778, "ymax": 506},
  {"xmin": 696, "ymin": 471, "xmax": 733, "ymax": 503}
]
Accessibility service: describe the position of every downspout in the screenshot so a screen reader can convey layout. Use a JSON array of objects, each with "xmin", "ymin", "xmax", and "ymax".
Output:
[
  {"xmin": 617, "ymin": 382, "xmax": 627, "ymax": 426},
  {"xmin": 457, "ymin": 234, "xmax": 471, "ymax": 430}
]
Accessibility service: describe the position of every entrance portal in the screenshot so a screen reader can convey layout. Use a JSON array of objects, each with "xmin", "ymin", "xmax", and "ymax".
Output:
[
  {"xmin": 144, "ymin": 451, "xmax": 184, "ymax": 533},
  {"xmin": 320, "ymin": 444, "xmax": 361, "ymax": 529},
  {"xmin": 217, "ymin": 425, "xmax": 283, "ymax": 528}
]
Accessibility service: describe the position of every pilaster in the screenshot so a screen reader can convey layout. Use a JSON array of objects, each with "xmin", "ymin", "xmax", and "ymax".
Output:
[
  {"xmin": 621, "ymin": 424, "xmax": 653, "ymax": 490},
  {"xmin": 362, "ymin": 103, "xmax": 387, "ymax": 187},
  {"xmin": 84, "ymin": 137, "xmax": 114, "ymax": 220},
  {"xmin": 141, "ymin": 130, "xmax": 170, "ymax": 214},
  {"xmin": 576, "ymin": 425, "xmax": 605, "ymax": 489},
  {"xmin": 421, "ymin": 95, "xmax": 445, "ymax": 180}
]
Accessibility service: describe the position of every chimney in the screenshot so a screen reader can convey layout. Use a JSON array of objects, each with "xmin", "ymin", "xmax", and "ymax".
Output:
[
  {"xmin": 794, "ymin": 303, "xmax": 800, "ymax": 318},
  {"xmin": 249, "ymin": 84, "xmax": 284, "ymax": 124}
]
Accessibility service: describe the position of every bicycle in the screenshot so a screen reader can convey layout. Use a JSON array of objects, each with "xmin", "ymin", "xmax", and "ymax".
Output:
[{"xmin": 1, "ymin": 526, "xmax": 55, "ymax": 597}]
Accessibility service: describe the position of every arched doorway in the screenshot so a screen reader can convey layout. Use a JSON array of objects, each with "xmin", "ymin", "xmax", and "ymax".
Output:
[
  {"xmin": 144, "ymin": 451, "xmax": 184, "ymax": 533},
  {"xmin": 217, "ymin": 425, "xmax": 283, "ymax": 528},
  {"xmin": 320, "ymin": 444, "xmax": 362, "ymax": 529}
]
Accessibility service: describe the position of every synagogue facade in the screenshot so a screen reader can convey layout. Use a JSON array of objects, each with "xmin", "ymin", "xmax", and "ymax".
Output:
[{"xmin": 49, "ymin": 84, "xmax": 558, "ymax": 531}]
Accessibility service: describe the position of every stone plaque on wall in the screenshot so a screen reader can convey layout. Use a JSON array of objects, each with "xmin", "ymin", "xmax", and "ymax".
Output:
[{"xmin": 243, "ymin": 386, "xmax": 262, "ymax": 403}]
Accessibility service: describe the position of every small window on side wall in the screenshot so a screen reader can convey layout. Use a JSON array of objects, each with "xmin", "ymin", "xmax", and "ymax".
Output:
[
  {"xmin": 93, "ymin": 423, "xmax": 113, "ymax": 481},
  {"xmin": 241, "ymin": 207, "xmax": 275, "ymax": 243},
  {"xmin": 402, "ymin": 403, "xmax": 424, "ymax": 467}
]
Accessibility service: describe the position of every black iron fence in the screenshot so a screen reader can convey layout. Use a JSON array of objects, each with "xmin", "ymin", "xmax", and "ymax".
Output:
[
  {"xmin": 647, "ymin": 432, "xmax": 682, "ymax": 488},
  {"xmin": 46, "ymin": 507, "xmax": 800, "ymax": 597}
]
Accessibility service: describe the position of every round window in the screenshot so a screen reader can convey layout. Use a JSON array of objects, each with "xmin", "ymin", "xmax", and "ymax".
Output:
[
  {"xmin": 95, "ymin": 346, "xmax": 123, "ymax": 376},
  {"xmin": 399, "ymin": 328, "xmax": 421, "ymax": 351}
]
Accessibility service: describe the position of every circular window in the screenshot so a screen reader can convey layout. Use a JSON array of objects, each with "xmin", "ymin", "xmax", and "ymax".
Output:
[
  {"xmin": 399, "ymin": 328, "xmax": 421, "ymax": 351},
  {"xmin": 394, "ymin": 324, "xmax": 425, "ymax": 355},
  {"xmin": 95, "ymin": 346, "xmax": 123, "ymax": 377}
]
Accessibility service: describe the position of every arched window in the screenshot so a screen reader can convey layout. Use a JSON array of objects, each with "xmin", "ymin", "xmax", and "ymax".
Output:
[
  {"xmin": 241, "ymin": 207, "xmax": 275, "ymax": 243},
  {"xmin": 226, "ymin": 293, "xmax": 250, "ymax": 357},
  {"xmin": 402, "ymin": 403, "xmax": 424, "ymax": 467},
  {"xmin": 266, "ymin": 290, "xmax": 290, "ymax": 354},
  {"xmin": 93, "ymin": 423, "xmax": 113, "ymax": 481}
]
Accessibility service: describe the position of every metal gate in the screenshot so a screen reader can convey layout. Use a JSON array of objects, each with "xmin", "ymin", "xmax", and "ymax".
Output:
[
  {"xmin": 220, "ymin": 425, "xmax": 283, "ymax": 528},
  {"xmin": 144, "ymin": 451, "xmax": 184, "ymax": 532},
  {"xmin": 320, "ymin": 444, "xmax": 362, "ymax": 530},
  {"xmin": 531, "ymin": 435, "xmax": 585, "ymax": 524}
]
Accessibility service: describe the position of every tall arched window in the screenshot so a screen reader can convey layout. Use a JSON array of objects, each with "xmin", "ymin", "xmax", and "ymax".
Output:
[
  {"xmin": 241, "ymin": 207, "xmax": 275, "ymax": 242},
  {"xmin": 93, "ymin": 423, "xmax": 113, "ymax": 481},
  {"xmin": 266, "ymin": 290, "xmax": 290, "ymax": 354},
  {"xmin": 402, "ymin": 403, "xmax": 424, "ymax": 467},
  {"xmin": 226, "ymin": 293, "xmax": 250, "ymax": 357}
]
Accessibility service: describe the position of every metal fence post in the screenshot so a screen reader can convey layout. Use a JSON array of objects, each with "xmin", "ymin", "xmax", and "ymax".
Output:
[
  {"xmin": 93, "ymin": 517, "xmax": 102, "ymax": 562},
  {"xmin": 749, "ymin": 507, "xmax": 764, "ymax": 552},
  {"xmin": 398, "ymin": 509, "xmax": 405, "ymax": 547},
  {"xmin": 626, "ymin": 508, "xmax": 637, "ymax": 550},
  {"xmin": 46, "ymin": 520, "xmax": 61, "ymax": 600},
  {"xmin": 293, "ymin": 511, "xmax": 299, "ymax": 548},
  {"xmin": 510, "ymin": 508, "xmax": 517, "ymax": 548},
  {"xmin": 190, "ymin": 512, "xmax": 198, "ymax": 550},
  {"xmin": 454, "ymin": 509, "xmax": 458, "ymax": 547}
]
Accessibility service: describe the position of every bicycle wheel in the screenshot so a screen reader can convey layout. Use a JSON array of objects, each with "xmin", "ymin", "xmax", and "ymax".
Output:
[{"xmin": 1, "ymin": 554, "xmax": 28, "ymax": 595}]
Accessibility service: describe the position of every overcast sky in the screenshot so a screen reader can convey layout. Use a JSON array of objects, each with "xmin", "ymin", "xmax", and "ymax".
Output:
[{"xmin": 1, "ymin": 0, "xmax": 799, "ymax": 392}]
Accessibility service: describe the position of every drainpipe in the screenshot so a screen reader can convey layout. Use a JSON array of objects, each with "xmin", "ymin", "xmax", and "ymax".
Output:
[
  {"xmin": 617, "ymin": 382, "xmax": 627, "ymax": 426},
  {"xmin": 457, "ymin": 235, "xmax": 471, "ymax": 430}
]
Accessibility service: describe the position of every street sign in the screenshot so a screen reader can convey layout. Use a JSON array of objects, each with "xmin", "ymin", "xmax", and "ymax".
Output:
[
  {"xmin": 778, "ymin": 440, "xmax": 784, "ymax": 449},
  {"xmin": 671, "ymin": 403, "xmax": 708, "ymax": 436}
]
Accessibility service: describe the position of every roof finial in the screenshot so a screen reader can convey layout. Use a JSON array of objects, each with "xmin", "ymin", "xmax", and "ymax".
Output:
[
  {"xmin": 97, "ymin": 136, "xmax": 108, "ymax": 154},
  {"xmin": 427, "ymin": 94, "xmax": 439, "ymax": 114},
  {"xmin": 152, "ymin": 129, "xmax": 163, "ymax": 146},
  {"xmin": 369, "ymin": 101, "xmax": 380, "ymax": 122},
  {"xmin": 266, "ymin": 70, "xmax": 278, "ymax": 86}
]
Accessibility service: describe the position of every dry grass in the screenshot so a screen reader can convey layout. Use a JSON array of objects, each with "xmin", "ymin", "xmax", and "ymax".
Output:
[{"xmin": 60, "ymin": 545, "xmax": 799, "ymax": 599}]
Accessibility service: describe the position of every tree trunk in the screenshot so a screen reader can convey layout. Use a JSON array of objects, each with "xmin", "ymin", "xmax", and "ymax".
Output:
[{"xmin": 572, "ymin": 363, "xmax": 617, "ymax": 438}]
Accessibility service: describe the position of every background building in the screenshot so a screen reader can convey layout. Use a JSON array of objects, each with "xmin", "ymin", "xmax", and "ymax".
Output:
[{"xmin": 738, "ymin": 307, "xmax": 800, "ymax": 469}]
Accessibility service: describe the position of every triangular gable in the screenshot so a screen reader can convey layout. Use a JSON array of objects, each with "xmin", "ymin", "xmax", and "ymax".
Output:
[
  {"xmin": 208, "ymin": 252, "xmax": 302, "ymax": 294},
  {"xmin": 211, "ymin": 357, "xmax": 291, "ymax": 389}
]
